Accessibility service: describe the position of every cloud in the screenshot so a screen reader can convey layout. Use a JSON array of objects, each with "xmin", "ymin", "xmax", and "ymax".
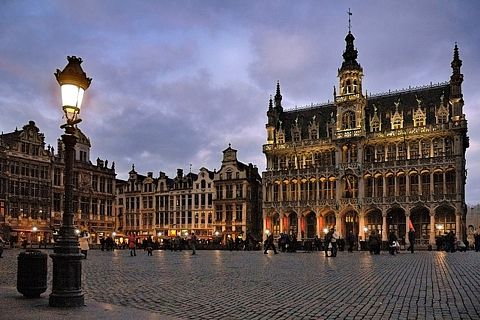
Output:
[{"xmin": 1, "ymin": 0, "xmax": 480, "ymax": 203}]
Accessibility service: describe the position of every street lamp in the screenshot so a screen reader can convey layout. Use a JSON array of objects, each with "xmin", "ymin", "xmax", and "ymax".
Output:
[{"xmin": 49, "ymin": 56, "xmax": 91, "ymax": 308}]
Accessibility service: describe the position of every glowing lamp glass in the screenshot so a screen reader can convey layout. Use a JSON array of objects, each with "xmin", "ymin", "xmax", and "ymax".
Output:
[{"xmin": 61, "ymin": 84, "xmax": 84, "ymax": 121}]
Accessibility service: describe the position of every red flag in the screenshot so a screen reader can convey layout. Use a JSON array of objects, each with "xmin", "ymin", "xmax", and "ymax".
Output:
[{"xmin": 408, "ymin": 218, "xmax": 415, "ymax": 232}]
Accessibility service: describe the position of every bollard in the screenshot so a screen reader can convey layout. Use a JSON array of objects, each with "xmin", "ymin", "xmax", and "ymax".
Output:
[{"xmin": 17, "ymin": 249, "xmax": 47, "ymax": 298}]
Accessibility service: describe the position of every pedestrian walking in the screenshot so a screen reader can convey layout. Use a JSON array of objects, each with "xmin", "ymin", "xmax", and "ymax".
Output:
[
  {"xmin": 347, "ymin": 231, "xmax": 355, "ymax": 253},
  {"xmin": 190, "ymin": 232, "xmax": 197, "ymax": 255},
  {"xmin": 475, "ymin": 226, "xmax": 480, "ymax": 252},
  {"xmin": 128, "ymin": 232, "xmax": 137, "ymax": 256},
  {"xmin": 146, "ymin": 236, "xmax": 153, "ymax": 256},
  {"xmin": 79, "ymin": 232, "xmax": 90, "ymax": 259},
  {"xmin": 407, "ymin": 228, "xmax": 415, "ymax": 253},
  {"xmin": 0, "ymin": 236, "xmax": 4, "ymax": 258},
  {"xmin": 264, "ymin": 233, "xmax": 278, "ymax": 254}
]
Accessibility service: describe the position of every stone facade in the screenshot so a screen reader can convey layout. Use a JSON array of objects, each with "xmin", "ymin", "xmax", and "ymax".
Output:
[{"xmin": 262, "ymin": 27, "xmax": 468, "ymax": 247}]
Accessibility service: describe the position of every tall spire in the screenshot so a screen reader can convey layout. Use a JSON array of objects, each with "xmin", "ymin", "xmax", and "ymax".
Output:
[
  {"xmin": 268, "ymin": 95, "xmax": 273, "ymax": 110},
  {"xmin": 450, "ymin": 43, "xmax": 464, "ymax": 117},
  {"xmin": 451, "ymin": 42, "xmax": 462, "ymax": 77},
  {"xmin": 274, "ymin": 80, "xmax": 283, "ymax": 110}
]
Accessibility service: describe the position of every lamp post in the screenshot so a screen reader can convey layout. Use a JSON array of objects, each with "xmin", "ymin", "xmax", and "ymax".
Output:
[{"xmin": 49, "ymin": 56, "xmax": 91, "ymax": 308}]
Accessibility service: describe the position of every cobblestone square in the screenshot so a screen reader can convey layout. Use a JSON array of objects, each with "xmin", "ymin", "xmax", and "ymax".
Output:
[{"xmin": 1, "ymin": 249, "xmax": 480, "ymax": 319}]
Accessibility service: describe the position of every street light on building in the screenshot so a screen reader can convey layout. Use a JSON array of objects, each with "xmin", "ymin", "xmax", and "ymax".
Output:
[
  {"xmin": 32, "ymin": 226, "xmax": 38, "ymax": 248},
  {"xmin": 49, "ymin": 56, "xmax": 91, "ymax": 308}
]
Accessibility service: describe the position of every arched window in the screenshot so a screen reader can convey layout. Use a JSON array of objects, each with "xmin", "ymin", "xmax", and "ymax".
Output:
[
  {"xmin": 272, "ymin": 213, "xmax": 280, "ymax": 236},
  {"xmin": 342, "ymin": 111, "xmax": 356, "ymax": 130},
  {"xmin": 346, "ymin": 79, "xmax": 352, "ymax": 94},
  {"xmin": 324, "ymin": 212, "xmax": 336, "ymax": 230},
  {"xmin": 410, "ymin": 172, "xmax": 419, "ymax": 196},
  {"xmin": 445, "ymin": 138, "xmax": 453, "ymax": 155},
  {"xmin": 445, "ymin": 170, "xmax": 456, "ymax": 194},
  {"xmin": 433, "ymin": 171, "xmax": 443, "ymax": 194},
  {"xmin": 433, "ymin": 138, "xmax": 443, "ymax": 157},
  {"xmin": 421, "ymin": 140, "xmax": 431, "ymax": 158},
  {"xmin": 421, "ymin": 172, "xmax": 430, "ymax": 195}
]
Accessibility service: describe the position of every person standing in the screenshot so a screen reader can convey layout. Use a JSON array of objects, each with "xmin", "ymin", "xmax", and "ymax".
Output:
[
  {"xmin": 190, "ymin": 232, "xmax": 197, "ymax": 255},
  {"xmin": 264, "ymin": 233, "xmax": 278, "ymax": 254},
  {"xmin": 325, "ymin": 228, "xmax": 338, "ymax": 257},
  {"xmin": 79, "ymin": 232, "xmax": 89, "ymax": 259},
  {"xmin": 388, "ymin": 231, "xmax": 398, "ymax": 255},
  {"xmin": 128, "ymin": 232, "xmax": 137, "ymax": 256},
  {"xmin": 407, "ymin": 228, "xmax": 415, "ymax": 253},
  {"xmin": 347, "ymin": 231, "xmax": 355, "ymax": 253}
]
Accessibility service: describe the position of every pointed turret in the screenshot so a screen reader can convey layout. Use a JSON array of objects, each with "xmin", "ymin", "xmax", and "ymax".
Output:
[
  {"xmin": 274, "ymin": 81, "xmax": 283, "ymax": 110},
  {"xmin": 450, "ymin": 43, "xmax": 464, "ymax": 121},
  {"xmin": 450, "ymin": 43, "xmax": 463, "ymax": 99}
]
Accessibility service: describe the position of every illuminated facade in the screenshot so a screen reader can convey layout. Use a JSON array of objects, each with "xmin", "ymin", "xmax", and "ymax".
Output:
[
  {"xmin": 51, "ymin": 129, "xmax": 116, "ymax": 244},
  {"xmin": 116, "ymin": 146, "xmax": 262, "ymax": 242},
  {"xmin": 213, "ymin": 146, "xmax": 262, "ymax": 242},
  {"xmin": 0, "ymin": 121, "xmax": 53, "ymax": 245},
  {"xmin": 262, "ymin": 27, "xmax": 468, "ymax": 247},
  {"xmin": 0, "ymin": 121, "xmax": 116, "ymax": 245}
]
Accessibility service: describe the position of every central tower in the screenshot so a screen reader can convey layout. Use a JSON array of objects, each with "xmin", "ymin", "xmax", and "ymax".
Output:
[{"xmin": 334, "ymin": 12, "xmax": 366, "ymax": 140}]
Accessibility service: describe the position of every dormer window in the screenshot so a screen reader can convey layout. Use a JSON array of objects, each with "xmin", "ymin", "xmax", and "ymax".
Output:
[
  {"xmin": 292, "ymin": 130, "xmax": 301, "ymax": 142},
  {"xmin": 413, "ymin": 109, "xmax": 426, "ymax": 127},
  {"xmin": 436, "ymin": 106, "xmax": 449, "ymax": 124},
  {"xmin": 371, "ymin": 119, "xmax": 380, "ymax": 132},
  {"xmin": 277, "ymin": 130, "xmax": 285, "ymax": 144}
]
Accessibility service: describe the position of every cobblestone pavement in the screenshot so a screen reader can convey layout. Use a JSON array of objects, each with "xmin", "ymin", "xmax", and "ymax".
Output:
[{"xmin": 1, "ymin": 248, "xmax": 480, "ymax": 319}]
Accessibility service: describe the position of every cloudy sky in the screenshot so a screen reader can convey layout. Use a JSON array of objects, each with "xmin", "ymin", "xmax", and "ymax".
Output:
[{"xmin": 1, "ymin": 1, "xmax": 479, "ymax": 203}]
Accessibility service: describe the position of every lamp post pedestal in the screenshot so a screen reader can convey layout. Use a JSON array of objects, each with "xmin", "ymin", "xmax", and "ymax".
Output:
[{"xmin": 49, "ymin": 131, "xmax": 84, "ymax": 307}]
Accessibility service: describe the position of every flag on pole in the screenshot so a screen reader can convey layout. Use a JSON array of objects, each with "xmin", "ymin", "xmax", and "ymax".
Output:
[{"xmin": 408, "ymin": 218, "xmax": 415, "ymax": 231}]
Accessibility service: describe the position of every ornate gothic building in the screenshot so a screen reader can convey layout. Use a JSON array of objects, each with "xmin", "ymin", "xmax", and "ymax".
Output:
[{"xmin": 262, "ymin": 27, "xmax": 468, "ymax": 247}]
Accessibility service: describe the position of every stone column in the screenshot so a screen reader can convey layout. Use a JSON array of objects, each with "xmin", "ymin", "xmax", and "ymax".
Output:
[
  {"xmin": 262, "ymin": 213, "xmax": 267, "ymax": 241},
  {"xmin": 359, "ymin": 213, "xmax": 365, "ymax": 241},
  {"xmin": 297, "ymin": 215, "xmax": 302, "ymax": 240},
  {"xmin": 279, "ymin": 213, "xmax": 284, "ymax": 234},
  {"xmin": 382, "ymin": 213, "xmax": 388, "ymax": 241},
  {"xmin": 336, "ymin": 213, "xmax": 342, "ymax": 236},
  {"xmin": 405, "ymin": 213, "xmax": 411, "ymax": 246},
  {"xmin": 430, "ymin": 212, "xmax": 436, "ymax": 245},
  {"xmin": 317, "ymin": 213, "xmax": 322, "ymax": 237},
  {"xmin": 456, "ymin": 213, "xmax": 461, "ymax": 236}
]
